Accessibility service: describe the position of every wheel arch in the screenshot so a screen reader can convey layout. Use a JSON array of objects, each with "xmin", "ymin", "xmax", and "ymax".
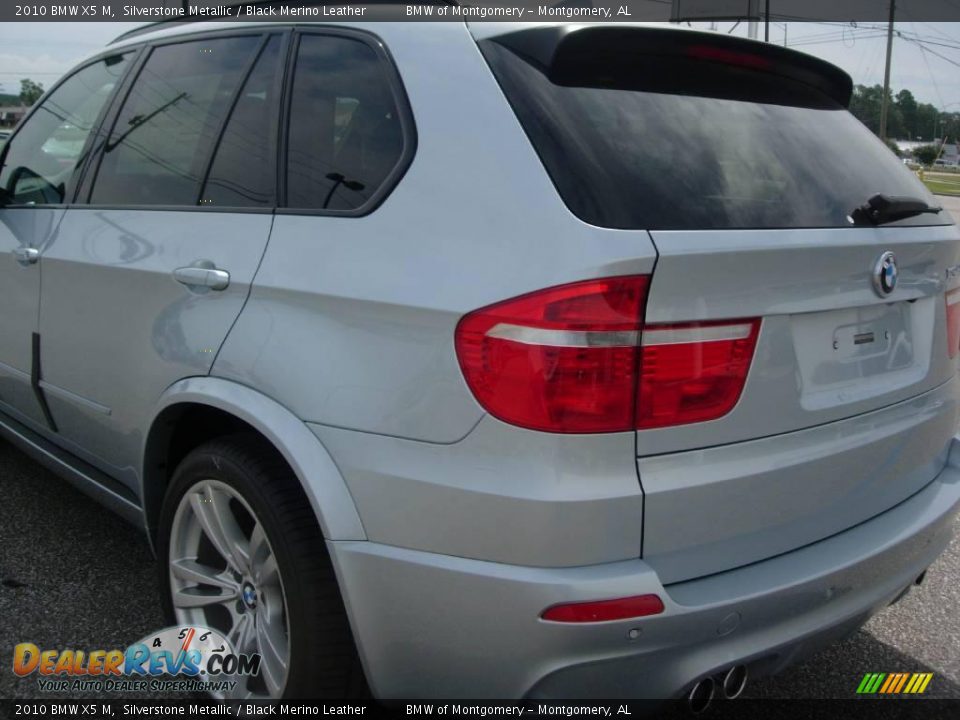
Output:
[{"xmin": 142, "ymin": 377, "xmax": 366, "ymax": 550}]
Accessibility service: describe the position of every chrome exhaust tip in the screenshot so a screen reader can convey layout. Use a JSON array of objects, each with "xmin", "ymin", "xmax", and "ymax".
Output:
[
  {"xmin": 722, "ymin": 665, "xmax": 748, "ymax": 700},
  {"xmin": 688, "ymin": 676, "xmax": 715, "ymax": 714}
]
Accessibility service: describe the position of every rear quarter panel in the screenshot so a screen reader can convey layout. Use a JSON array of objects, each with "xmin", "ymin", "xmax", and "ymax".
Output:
[{"xmin": 212, "ymin": 22, "xmax": 659, "ymax": 444}]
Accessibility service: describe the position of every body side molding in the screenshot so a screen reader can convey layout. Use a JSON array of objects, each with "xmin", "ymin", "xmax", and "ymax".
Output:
[{"xmin": 31, "ymin": 333, "xmax": 59, "ymax": 433}]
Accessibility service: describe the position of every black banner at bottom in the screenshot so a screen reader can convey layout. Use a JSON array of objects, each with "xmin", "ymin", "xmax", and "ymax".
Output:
[{"xmin": 2, "ymin": 699, "xmax": 959, "ymax": 720}]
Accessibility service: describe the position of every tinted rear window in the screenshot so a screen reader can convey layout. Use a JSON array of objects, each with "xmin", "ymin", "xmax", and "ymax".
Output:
[
  {"xmin": 481, "ymin": 38, "xmax": 950, "ymax": 230},
  {"xmin": 286, "ymin": 34, "xmax": 406, "ymax": 212}
]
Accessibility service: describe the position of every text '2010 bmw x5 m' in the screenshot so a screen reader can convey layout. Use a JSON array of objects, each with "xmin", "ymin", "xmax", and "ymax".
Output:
[{"xmin": 1, "ymin": 19, "xmax": 960, "ymax": 702}]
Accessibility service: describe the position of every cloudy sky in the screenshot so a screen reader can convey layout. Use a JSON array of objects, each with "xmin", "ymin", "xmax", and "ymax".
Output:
[{"xmin": 1, "ymin": 20, "xmax": 960, "ymax": 111}]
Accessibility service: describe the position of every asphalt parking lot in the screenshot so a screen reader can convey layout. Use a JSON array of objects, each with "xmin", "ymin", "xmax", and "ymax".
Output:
[
  {"xmin": 937, "ymin": 193, "xmax": 960, "ymax": 219},
  {"xmin": 2, "ymin": 198, "xmax": 960, "ymax": 703}
]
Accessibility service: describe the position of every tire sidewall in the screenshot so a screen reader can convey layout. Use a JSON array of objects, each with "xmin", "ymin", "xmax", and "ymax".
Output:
[{"xmin": 156, "ymin": 444, "xmax": 313, "ymax": 698}]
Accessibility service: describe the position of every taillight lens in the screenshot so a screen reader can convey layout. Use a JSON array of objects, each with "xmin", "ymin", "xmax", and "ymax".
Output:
[
  {"xmin": 947, "ymin": 288, "xmax": 960, "ymax": 359},
  {"xmin": 455, "ymin": 276, "xmax": 760, "ymax": 433},
  {"xmin": 686, "ymin": 44, "xmax": 773, "ymax": 71},
  {"xmin": 636, "ymin": 320, "xmax": 761, "ymax": 429},
  {"xmin": 455, "ymin": 276, "xmax": 648, "ymax": 433}
]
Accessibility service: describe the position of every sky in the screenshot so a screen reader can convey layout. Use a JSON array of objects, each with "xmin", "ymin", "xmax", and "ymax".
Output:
[
  {"xmin": 1, "ymin": 20, "xmax": 960, "ymax": 112},
  {"xmin": 704, "ymin": 20, "xmax": 960, "ymax": 111}
]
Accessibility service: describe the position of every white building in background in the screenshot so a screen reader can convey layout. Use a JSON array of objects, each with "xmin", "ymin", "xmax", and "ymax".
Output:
[
  {"xmin": 896, "ymin": 139, "xmax": 960, "ymax": 165},
  {"xmin": 0, "ymin": 105, "xmax": 26, "ymax": 127}
]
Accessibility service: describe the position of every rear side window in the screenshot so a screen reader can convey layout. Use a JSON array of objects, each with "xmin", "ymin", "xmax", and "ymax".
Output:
[
  {"xmin": 0, "ymin": 53, "xmax": 130, "ymax": 205},
  {"xmin": 285, "ymin": 34, "xmax": 406, "ymax": 212},
  {"xmin": 480, "ymin": 34, "xmax": 949, "ymax": 230},
  {"xmin": 201, "ymin": 36, "xmax": 282, "ymax": 208},
  {"xmin": 90, "ymin": 36, "xmax": 261, "ymax": 206}
]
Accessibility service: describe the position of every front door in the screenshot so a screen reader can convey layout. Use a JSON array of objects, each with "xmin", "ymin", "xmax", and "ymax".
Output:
[
  {"xmin": 0, "ymin": 52, "xmax": 134, "ymax": 429},
  {"xmin": 38, "ymin": 32, "xmax": 283, "ymax": 486}
]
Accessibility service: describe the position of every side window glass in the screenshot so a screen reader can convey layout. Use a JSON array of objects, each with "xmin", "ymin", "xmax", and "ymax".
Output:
[
  {"xmin": 0, "ymin": 53, "xmax": 131, "ymax": 205},
  {"xmin": 90, "ymin": 36, "xmax": 261, "ymax": 206},
  {"xmin": 286, "ymin": 35, "xmax": 405, "ymax": 211},
  {"xmin": 201, "ymin": 36, "xmax": 282, "ymax": 208}
]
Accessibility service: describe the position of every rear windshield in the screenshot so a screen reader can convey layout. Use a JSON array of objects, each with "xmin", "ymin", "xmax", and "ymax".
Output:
[{"xmin": 480, "ymin": 38, "xmax": 950, "ymax": 231}]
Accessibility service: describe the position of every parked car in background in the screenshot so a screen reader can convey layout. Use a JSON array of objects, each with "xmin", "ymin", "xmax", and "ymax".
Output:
[{"xmin": 2, "ymin": 20, "xmax": 960, "ymax": 706}]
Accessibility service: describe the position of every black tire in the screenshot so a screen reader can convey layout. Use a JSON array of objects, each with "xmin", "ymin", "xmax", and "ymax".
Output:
[{"xmin": 156, "ymin": 433, "xmax": 367, "ymax": 698}]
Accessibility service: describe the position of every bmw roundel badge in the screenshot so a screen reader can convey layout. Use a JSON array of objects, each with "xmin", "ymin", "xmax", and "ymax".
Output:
[{"xmin": 873, "ymin": 251, "xmax": 898, "ymax": 297}]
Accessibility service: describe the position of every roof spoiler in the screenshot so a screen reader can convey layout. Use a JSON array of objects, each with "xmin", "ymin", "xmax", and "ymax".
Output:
[{"xmin": 491, "ymin": 25, "xmax": 853, "ymax": 107}]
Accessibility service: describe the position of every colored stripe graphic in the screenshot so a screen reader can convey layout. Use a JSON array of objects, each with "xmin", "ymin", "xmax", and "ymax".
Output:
[
  {"xmin": 858, "ymin": 673, "xmax": 886, "ymax": 694},
  {"xmin": 879, "ymin": 674, "xmax": 896, "ymax": 693},
  {"xmin": 893, "ymin": 673, "xmax": 910, "ymax": 693},
  {"xmin": 857, "ymin": 672, "xmax": 933, "ymax": 694}
]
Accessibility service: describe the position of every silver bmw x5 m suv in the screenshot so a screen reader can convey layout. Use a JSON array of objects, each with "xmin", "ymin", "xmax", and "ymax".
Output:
[{"xmin": 1, "ymin": 19, "xmax": 959, "ymax": 701}]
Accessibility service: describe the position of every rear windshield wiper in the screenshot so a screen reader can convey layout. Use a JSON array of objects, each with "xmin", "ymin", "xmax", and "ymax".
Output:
[{"xmin": 851, "ymin": 194, "xmax": 943, "ymax": 225}]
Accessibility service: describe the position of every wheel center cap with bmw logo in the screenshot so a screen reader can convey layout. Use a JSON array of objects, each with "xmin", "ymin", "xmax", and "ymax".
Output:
[
  {"xmin": 242, "ymin": 583, "xmax": 258, "ymax": 609},
  {"xmin": 873, "ymin": 252, "xmax": 898, "ymax": 297}
]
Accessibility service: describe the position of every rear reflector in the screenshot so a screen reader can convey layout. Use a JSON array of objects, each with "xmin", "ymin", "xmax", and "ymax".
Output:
[
  {"xmin": 946, "ymin": 289, "xmax": 960, "ymax": 359},
  {"xmin": 455, "ymin": 276, "xmax": 759, "ymax": 433},
  {"xmin": 542, "ymin": 594, "xmax": 665, "ymax": 623}
]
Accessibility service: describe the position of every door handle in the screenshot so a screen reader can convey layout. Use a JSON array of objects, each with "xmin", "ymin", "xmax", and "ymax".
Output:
[
  {"xmin": 13, "ymin": 246, "xmax": 39, "ymax": 266},
  {"xmin": 173, "ymin": 261, "xmax": 230, "ymax": 291}
]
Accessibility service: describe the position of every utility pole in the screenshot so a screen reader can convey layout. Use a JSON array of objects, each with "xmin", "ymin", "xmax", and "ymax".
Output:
[
  {"xmin": 764, "ymin": 0, "xmax": 770, "ymax": 42},
  {"xmin": 879, "ymin": 1, "xmax": 896, "ymax": 141}
]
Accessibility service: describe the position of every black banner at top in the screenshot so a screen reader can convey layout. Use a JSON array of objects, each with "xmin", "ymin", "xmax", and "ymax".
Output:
[{"xmin": 3, "ymin": 1, "xmax": 960, "ymax": 24}]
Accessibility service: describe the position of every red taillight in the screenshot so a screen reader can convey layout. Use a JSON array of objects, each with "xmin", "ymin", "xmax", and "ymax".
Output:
[
  {"xmin": 541, "ymin": 594, "xmax": 665, "ymax": 623},
  {"xmin": 636, "ymin": 320, "xmax": 761, "ymax": 429},
  {"xmin": 947, "ymin": 288, "xmax": 960, "ymax": 359},
  {"xmin": 455, "ymin": 276, "xmax": 648, "ymax": 433},
  {"xmin": 454, "ymin": 276, "xmax": 760, "ymax": 433}
]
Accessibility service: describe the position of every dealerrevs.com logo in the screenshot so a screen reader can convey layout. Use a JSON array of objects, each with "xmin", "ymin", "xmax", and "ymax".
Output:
[{"xmin": 13, "ymin": 626, "xmax": 261, "ymax": 693}]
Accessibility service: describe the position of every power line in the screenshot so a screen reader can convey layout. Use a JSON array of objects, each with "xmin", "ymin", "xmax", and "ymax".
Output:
[{"xmin": 902, "ymin": 36, "xmax": 960, "ymax": 70}]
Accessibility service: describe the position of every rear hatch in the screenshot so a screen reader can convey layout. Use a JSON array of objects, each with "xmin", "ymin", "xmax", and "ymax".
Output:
[{"xmin": 477, "ymin": 24, "xmax": 960, "ymax": 581}]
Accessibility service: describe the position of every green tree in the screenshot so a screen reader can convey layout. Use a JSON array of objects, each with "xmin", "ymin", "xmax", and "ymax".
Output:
[
  {"xmin": 849, "ymin": 84, "xmax": 904, "ymax": 137},
  {"xmin": 849, "ymin": 85, "xmax": 942, "ymax": 140},
  {"xmin": 916, "ymin": 103, "xmax": 941, "ymax": 141},
  {"xmin": 943, "ymin": 112, "xmax": 960, "ymax": 142},
  {"xmin": 850, "ymin": 84, "xmax": 883, "ymax": 134},
  {"xmin": 895, "ymin": 89, "xmax": 918, "ymax": 138},
  {"xmin": 914, "ymin": 144, "xmax": 940, "ymax": 165},
  {"xmin": 18, "ymin": 78, "xmax": 44, "ymax": 106}
]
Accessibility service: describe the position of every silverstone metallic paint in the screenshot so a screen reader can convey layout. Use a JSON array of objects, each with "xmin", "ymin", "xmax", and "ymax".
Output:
[
  {"xmin": 0, "ymin": 207, "xmax": 61, "ymax": 428},
  {"xmin": 148, "ymin": 376, "xmax": 365, "ymax": 543},
  {"xmin": 329, "ymin": 443, "xmax": 960, "ymax": 697},
  {"xmin": 36, "ymin": 209, "xmax": 272, "ymax": 487}
]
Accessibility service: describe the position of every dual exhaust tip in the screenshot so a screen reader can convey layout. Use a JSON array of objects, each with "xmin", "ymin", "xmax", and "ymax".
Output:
[{"xmin": 687, "ymin": 665, "xmax": 748, "ymax": 713}]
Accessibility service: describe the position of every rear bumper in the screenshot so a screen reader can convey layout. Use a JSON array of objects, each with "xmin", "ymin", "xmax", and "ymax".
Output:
[{"xmin": 329, "ymin": 437, "xmax": 960, "ymax": 699}]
